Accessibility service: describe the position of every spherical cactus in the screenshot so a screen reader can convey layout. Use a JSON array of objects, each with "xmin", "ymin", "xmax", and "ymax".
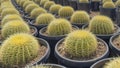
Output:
[
  {"xmin": 79, "ymin": 0, "xmax": 89, "ymax": 3},
  {"xmin": 1, "ymin": 1, "xmax": 13, "ymax": 9},
  {"xmin": 44, "ymin": 1, "xmax": 55, "ymax": 10},
  {"xmin": 115, "ymin": 0, "xmax": 120, "ymax": 7},
  {"xmin": 58, "ymin": 6, "xmax": 74, "ymax": 18},
  {"xmin": 40, "ymin": 0, "xmax": 49, "ymax": 7},
  {"xmin": 34, "ymin": 0, "xmax": 41, "ymax": 4},
  {"xmin": 19, "ymin": 0, "xmax": 26, "ymax": 6},
  {"xmin": 64, "ymin": 30, "xmax": 97, "ymax": 57},
  {"xmin": 47, "ymin": 19, "xmax": 72, "ymax": 36},
  {"xmin": 0, "ymin": 33, "xmax": 40, "ymax": 68},
  {"xmin": 103, "ymin": 2, "xmax": 115, "ymax": 8},
  {"xmin": 35, "ymin": 13, "xmax": 55, "ymax": 25},
  {"xmin": 1, "ymin": 14, "xmax": 23, "ymax": 27},
  {"xmin": 71, "ymin": 11, "xmax": 90, "ymax": 24},
  {"xmin": 89, "ymin": 15, "xmax": 114, "ymax": 34},
  {"xmin": 2, "ymin": 20, "xmax": 30, "ymax": 38},
  {"xmin": 23, "ymin": 1, "xmax": 34, "ymax": 9},
  {"xmin": 102, "ymin": 0, "xmax": 112, "ymax": 4},
  {"xmin": 30, "ymin": 8, "xmax": 47, "ymax": 19},
  {"xmin": 49, "ymin": 4, "xmax": 62, "ymax": 15},
  {"xmin": 103, "ymin": 58, "xmax": 120, "ymax": 68},
  {"xmin": 25, "ymin": 4, "xmax": 39, "ymax": 13}
]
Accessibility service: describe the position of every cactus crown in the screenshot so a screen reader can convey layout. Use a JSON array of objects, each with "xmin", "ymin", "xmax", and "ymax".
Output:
[
  {"xmin": 79, "ymin": 0, "xmax": 89, "ymax": 3},
  {"xmin": 71, "ymin": 11, "xmax": 90, "ymax": 24},
  {"xmin": 30, "ymin": 8, "xmax": 47, "ymax": 19},
  {"xmin": 58, "ymin": 6, "xmax": 74, "ymax": 18},
  {"xmin": 44, "ymin": 1, "xmax": 55, "ymax": 10},
  {"xmin": 103, "ymin": 2, "xmax": 115, "ymax": 8},
  {"xmin": 35, "ymin": 13, "xmax": 55, "ymax": 25},
  {"xmin": 40, "ymin": 0, "xmax": 49, "ymax": 7},
  {"xmin": 89, "ymin": 15, "xmax": 114, "ymax": 34},
  {"xmin": 0, "ymin": 33, "xmax": 40, "ymax": 68},
  {"xmin": 102, "ymin": 0, "xmax": 112, "ymax": 4},
  {"xmin": 47, "ymin": 19, "xmax": 72, "ymax": 36},
  {"xmin": 25, "ymin": 4, "xmax": 39, "ymax": 13},
  {"xmin": 64, "ymin": 30, "xmax": 97, "ymax": 57},
  {"xmin": 23, "ymin": 1, "xmax": 34, "ymax": 9},
  {"xmin": 115, "ymin": 0, "xmax": 120, "ymax": 7},
  {"xmin": 103, "ymin": 58, "xmax": 120, "ymax": 68},
  {"xmin": 2, "ymin": 20, "xmax": 30, "ymax": 38}
]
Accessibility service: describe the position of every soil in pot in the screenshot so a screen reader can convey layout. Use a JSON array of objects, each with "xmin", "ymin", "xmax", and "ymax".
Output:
[{"xmin": 113, "ymin": 35, "xmax": 120, "ymax": 50}]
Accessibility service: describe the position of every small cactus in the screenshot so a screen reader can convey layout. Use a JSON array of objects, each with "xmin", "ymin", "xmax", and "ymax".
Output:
[
  {"xmin": 71, "ymin": 11, "xmax": 90, "ymax": 24},
  {"xmin": 30, "ymin": 8, "xmax": 47, "ymax": 19},
  {"xmin": 47, "ymin": 19, "xmax": 72, "ymax": 36},
  {"xmin": 40, "ymin": 0, "xmax": 49, "ymax": 7},
  {"xmin": 103, "ymin": 58, "xmax": 120, "ymax": 68},
  {"xmin": 79, "ymin": 0, "xmax": 89, "ymax": 3},
  {"xmin": 0, "ymin": 33, "xmax": 40, "ymax": 68},
  {"xmin": 115, "ymin": 0, "xmax": 120, "ymax": 7},
  {"xmin": 89, "ymin": 15, "xmax": 114, "ymax": 34},
  {"xmin": 2, "ymin": 20, "xmax": 30, "ymax": 38},
  {"xmin": 44, "ymin": 1, "xmax": 55, "ymax": 10},
  {"xmin": 58, "ymin": 6, "xmax": 74, "ymax": 18},
  {"xmin": 64, "ymin": 30, "xmax": 98, "ymax": 57},
  {"xmin": 35, "ymin": 13, "xmax": 55, "ymax": 25},
  {"xmin": 23, "ymin": 1, "xmax": 34, "ymax": 9},
  {"xmin": 25, "ymin": 4, "xmax": 39, "ymax": 13},
  {"xmin": 103, "ymin": 2, "xmax": 115, "ymax": 8}
]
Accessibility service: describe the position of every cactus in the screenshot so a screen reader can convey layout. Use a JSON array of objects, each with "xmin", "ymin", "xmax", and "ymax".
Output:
[
  {"xmin": 103, "ymin": 2, "xmax": 115, "ymax": 8},
  {"xmin": 49, "ymin": 4, "xmax": 62, "ymax": 15},
  {"xmin": 1, "ymin": 14, "xmax": 23, "ymax": 27},
  {"xmin": 40, "ymin": 0, "xmax": 49, "ymax": 7},
  {"xmin": 64, "ymin": 30, "xmax": 97, "ymax": 57},
  {"xmin": 115, "ymin": 0, "xmax": 120, "ymax": 7},
  {"xmin": 79, "ymin": 0, "xmax": 89, "ymax": 3},
  {"xmin": 47, "ymin": 19, "xmax": 72, "ymax": 36},
  {"xmin": 25, "ymin": 4, "xmax": 39, "ymax": 13},
  {"xmin": 35, "ymin": 13, "xmax": 55, "ymax": 25},
  {"xmin": 102, "ymin": 0, "xmax": 112, "ymax": 4},
  {"xmin": 1, "ymin": 20, "xmax": 30, "ymax": 38},
  {"xmin": 71, "ymin": 11, "xmax": 90, "ymax": 24},
  {"xmin": 103, "ymin": 58, "xmax": 120, "ymax": 68},
  {"xmin": 30, "ymin": 8, "xmax": 47, "ymax": 19},
  {"xmin": 19, "ymin": 0, "xmax": 26, "ymax": 6},
  {"xmin": 23, "ymin": 1, "xmax": 34, "ymax": 9},
  {"xmin": 26, "ymin": 65, "xmax": 51, "ymax": 68},
  {"xmin": 89, "ymin": 15, "xmax": 114, "ymax": 34},
  {"xmin": 58, "ymin": 6, "xmax": 74, "ymax": 18},
  {"xmin": 34, "ymin": 0, "xmax": 41, "ymax": 4},
  {"xmin": 44, "ymin": 1, "xmax": 55, "ymax": 10},
  {"xmin": 0, "ymin": 33, "xmax": 40, "ymax": 68},
  {"xmin": 1, "ymin": 1, "xmax": 13, "ymax": 9},
  {"xmin": 91, "ymin": 0, "xmax": 101, "ymax": 2}
]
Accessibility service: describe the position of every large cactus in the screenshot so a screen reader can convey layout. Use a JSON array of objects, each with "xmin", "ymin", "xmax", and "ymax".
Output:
[
  {"xmin": 25, "ymin": 4, "xmax": 39, "ymax": 13},
  {"xmin": 89, "ymin": 15, "xmax": 114, "ymax": 34},
  {"xmin": 44, "ymin": 1, "xmax": 55, "ymax": 10},
  {"xmin": 47, "ymin": 19, "xmax": 72, "ymax": 36},
  {"xmin": 71, "ymin": 11, "xmax": 90, "ymax": 24},
  {"xmin": 64, "ymin": 30, "xmax": 98, "ymax": 57},
  {"xmin": 103, "ymin": 2, "xmax": 115, "ymax": 8},
  {"xmin": 0, "ymin": 33, "xmax": 40, "ymax": 68},
  {"xmin": 2, "ymin": 20, "xmax": 30, "ymax": 38}
]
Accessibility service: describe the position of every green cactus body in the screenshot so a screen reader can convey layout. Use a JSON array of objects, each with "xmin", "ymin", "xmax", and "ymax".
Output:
[
  {"xmin": 89, "ymin": 15, "xmax": 114, "ymax": 34},
  {"xmin": 103, "ymin": 2, "xmax": 115, "ymax": 8},
  {"xmin": 2, "ymin": 20, "xmax": 30, "ymax": 38},
  {"xmin": 19, "ymin": 0, "xmax": 26, "ymax": 6},
  {"xmin": 35, "ymin": 13, "xmax": 55, "ymax": 25},
  {"xmin": 30, "ymin": 8, "xmax": 47, "ymax": 19},
  {"xmin": 102, "ymin": 0, "xmax": 112, "ymax": 4},
  {"xmin": 79, "ymin": 0, "xmax": 89, "ymax": 3},
  {"xmin": 40, "ymin": 0, "xmax": 49, "ymax": 7},
  {"xmin": 64, "ymin": 30, "xmax": 98, "ymax": 57},
  {"xmin": 25, "ymin": 4, "xmax": 39, "ymax": 13},
  {"xmin": 30, "ymin": 65, "xmax": 51, "ymax": 68},
  {"xmin": 1, "ymin": 1, "xmax": 13, "ymax": 9},
  {"xmin": 58, "ymin": 6, "xmax": 74, "ymax": 18},
  {"xmin": 71, "ymin": 11, "xmax": 90, "ymax": 24},
  {"xmin": 0, "ymin": 33, "xmax": 40, "ymax": 68},
  {"xmin": 23, "ymin": 1, "xmax": 34, "ymax": 9},
  {"xmin": 47, "ymin": 19, "xmax": 72, "ymax": 36},
  {"xmin": 49, "ymin": 4, "xmax": 62, "ymax": 15},
  {"xmin": 115, "ymin": 0, "xmax": 120, "ymax": 7},
  {"xmin": 44, "ymin": 1, "xmax": 55, "ymax": 10},
  {"xmin": 103, "ymin": 58, "xmax": 120, "ymax": 68},
  {"xmin": 34, "ymin": 0, "xmax": 41, "ymax": 4},
  {"xmin": 91, "ymin": 0, "xmax": 101, "ymax": 2}
]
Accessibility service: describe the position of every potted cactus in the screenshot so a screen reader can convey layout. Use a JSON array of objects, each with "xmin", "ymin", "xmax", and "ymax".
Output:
[
  {"xmin": 90, "ymin": 0, "xmax": 101, "ymax": 11},
  {"xmin": 100, "ymin": 1, "xmax": 116, "ymax": 21},
  {"xmin": 69, "ymin": 0, "xmax": 78, "ymax": 10},
  {"xmin": 43, "ymin": 1, "xmax": 55, "ymax": 11},
  {"xmin": 91, "ymin": 57, "xmax": 120, "ymax": 68},
  {"xmin": 71, "ymin": 11, "xmax": 90, "ymax": 28},
  {"xmin": 0, "ymin": 33, "xmax": 50, "ymax": 68},
  {"xmin": 40, "ymin": 0, "xmax": 49, "ymax": 7},
  {"xmin": 55, "ymin": 30, "xmax": 109, "ymax": 68}
]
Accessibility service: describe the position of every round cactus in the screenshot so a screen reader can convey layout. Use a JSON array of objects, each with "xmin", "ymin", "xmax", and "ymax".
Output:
[
  {"xmin": 103, "ymin": 2, "xmax": 115, "ymax": 8},
  {"xmin": 115, "ymin": 0, "xmax": 120, "ymax": 7},
  {"xmin": 34, "ymin": 0, "xmax": 41, "ymax": 4},
  {"xmin": 64, "ymin": 30, "xmax": 98, "ymax": 57},
  {"xmin": 2, "ymin": 20, "xmax": 30, "ymax": 38},
  {"xmin": 71, "ymin": 11, "xmax": 90, "ymax": 24},
  {"xmin": 23, "ymin": 1, "xmax": 34, "ymax": 9},
  {"xmin": 30, "ymin": 8, "xmax": 47, "ymax": 19},
  {"xmin": 47, "ymin": 19, "xmax": 72, "ymax": 36},
  {"xmin": 102, "ymin": 0, "xmax": 112, "ymax": 4},
  {"xmin": 0, "ymin": 33, "xmax": 40, "ymax": 68},
  {"xmin": 58, "ymin": 6, "xmax": 74, "ymax": 18},
  {"xmin": 19, "ymin": 0, "xmax": 26, "ymax": 6},
  {"xmin": 35, "ymin": 13, "xmax": 55, "ymax": 25},
  {"xmin": 40, "ymin": 0, "xmax": 49, "ymax": 7},
  {"xmin": 79, "ymin": 0, "xmax": 89, "ymax": 3},
  {"xmin": 44, "ymin": 1, "xmax": 55, "ymax": 10},
  {"xmin": 89, "ymin": 15, "xmax": 114, "ymax": 34},
  {"xmin": 103, "ymin": 58, "xmax": 120, "ymax": 68},
  {"xmin": 25, "ymin": 4, "xmax": 39, "ymax": 13},
  {"xmin": 1, "ymin": 1, "xmax": 13, "ymax": 9},
  {"xmin": 49, "ymin": 4, "xmax": 62, "ymax": 15}
]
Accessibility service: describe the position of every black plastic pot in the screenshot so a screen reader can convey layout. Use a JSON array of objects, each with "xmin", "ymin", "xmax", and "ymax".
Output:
[
  {"xmin": 116, "ymin": 7, "xmax": 120, "ymax": 26},
  {"xmin": 100, "ymin": 7, "xmax": 116, "ymax": 21},
  {"xmin": 69, "ymin": 0, "xmax": 78, "ymax": 10},
  {"xmin": 30, "ymin": 26, "xmax": 38, "ymax": 37},
  {"xmin": 90, "ymin": 1, "xmax": 100, "ymax": 11},
  {"xmin": 77, "ymin": 3, "xmax": 90, "ymax": 13},
  {"xmin": 109, "ymin": 33, "xmax": 120, "ymax": 55},
  {"xmin": 55, "ymin": 38, "xmax": 109, "ymax": 68}
]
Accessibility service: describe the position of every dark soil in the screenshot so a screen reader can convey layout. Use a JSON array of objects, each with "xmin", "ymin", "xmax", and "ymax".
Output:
[{"xmin": 113, "ymin": 35, "xmax": 120, "ymax": 50}]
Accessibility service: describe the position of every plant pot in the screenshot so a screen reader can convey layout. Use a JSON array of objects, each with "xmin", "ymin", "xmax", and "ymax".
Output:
[
  {"xmin": 55, "ymin": 38, "xmax": 109, "ymax": 68},
  {"xmin": 69, "ymin": 0, "xmax": 78, "ymax": 10},
  {"xmin": 77, "ymin": 3, "xmax": 90, "ymax": 13},
  {"xmin": 100, "ymin": 7, "xmax": 116, "ymax": 21},
  {"xmin": 30, "ymin": 26, "xmax": 38, "ymax": 37},
  {"xmin": 116, "ymin": 7, "xmax": 120, "ymax": 26},
  {"xmin": 109, "ymin": 33, "xmax": 120, "ymax": 55},
  {"xmin": 90, "ymin": 1, "xmax": 100, "ymax": 11}
]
